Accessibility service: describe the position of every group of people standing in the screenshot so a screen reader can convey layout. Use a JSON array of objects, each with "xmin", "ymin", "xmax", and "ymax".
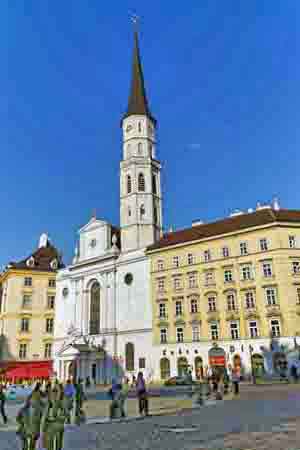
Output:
[{"xmin": 206, "ymin": 365, "xmax": 241, "ymax": 397}]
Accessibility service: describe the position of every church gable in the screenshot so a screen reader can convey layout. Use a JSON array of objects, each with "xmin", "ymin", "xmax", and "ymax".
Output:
[{"xmin": 78, "ymin": 217, "xmax": 113, "ymax": 262}]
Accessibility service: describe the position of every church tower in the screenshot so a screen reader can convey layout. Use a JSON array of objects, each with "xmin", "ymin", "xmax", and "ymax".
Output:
[{"xmin": 120, "ymin": 31, "xmax": 162, "ymax": 252}]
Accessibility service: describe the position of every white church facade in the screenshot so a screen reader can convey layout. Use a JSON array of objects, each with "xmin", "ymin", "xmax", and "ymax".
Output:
[{"xmin": 53, "ymin": 31, "xmax": 162, "ymax": 383}]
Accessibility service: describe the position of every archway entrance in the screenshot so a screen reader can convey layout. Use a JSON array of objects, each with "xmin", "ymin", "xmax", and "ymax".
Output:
[
  {"xmin": 273, "ymin": 352, "xmax": 287, "ymax": 374},
  {"xmin": 160, "ymin": 358, "xmax": 170, "ymax": 380},
  {"xmin": 194, "ymin": 356, "xmax": 203, "ymax": 380},
  {"xmin": 208, "ymin": 345, "xmax": 226, "ymax": 378},
  {"xmin": 177, "ymin": 357, "xmax": 188, "ymax": 377},
  {"xmin": 251, "ymin": 354, "xmax": 264, "ymax": 376}
]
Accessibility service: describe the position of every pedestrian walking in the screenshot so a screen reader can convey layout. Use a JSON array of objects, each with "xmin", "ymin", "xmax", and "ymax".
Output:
[
  {"xmin": 109, "ymin": 378, "xmax": 122, "ymax": 419},
  {"xmin": 63, "ymin": 379, "xmax": 75, "ymax": 424},
  {"xmin": 136, "ymin": 372, "xmax": 149, "ymax": 416},
  {"xmin": 232, "ymin": 366, "xmax": 241, "ymax": 395},
  {"xmin": 119, "ymin": 377, "xmax": 130, "ymax": 418},
  {"xmin": 74, "ymin": 378, "xmax": 86, "ymax": 425},
  {"xmin": 0, "ymin": 385, "xmax": 7, "ymax": 424}
]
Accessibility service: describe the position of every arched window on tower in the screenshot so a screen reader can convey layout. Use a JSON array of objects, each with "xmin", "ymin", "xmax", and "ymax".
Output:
[
  {"xmin": 137, "ymin": 142, "xmax": 143, "ymax": 155},
  {"xmin": 154, "ymin": 206, "xmax": 158, "ymax": 225},
  {"xmin": 125, "ymin": 342, "xmax": 135, "ymax": 371},
  {"xmin": 89, "ymin": 281, "xmax": 100, "ymax": 335},
  {"xmin": 138, "ymin": 173, "xmax": 145, "ymax": 191},
  {"xmin": 128, "ymin": 206, "xmax": 131, "ymax": 217},
  {"xmin": 140, "ymin": 204, "xmax": 145, "ymax": 219},
  {"xmin": 152, "ymin": 175, "xmax": 157, "ymax": 195},
  {"xmin": 127, "ymin": 175, "xmax": 132, "ymax": 194},
  {"xmin": 138, "ymin": 122, "xmax": 142, "ymax": 133}
]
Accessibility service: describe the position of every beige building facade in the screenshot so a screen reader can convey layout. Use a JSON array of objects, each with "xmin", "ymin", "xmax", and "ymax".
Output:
[
  {"xmin": 0, "ymin": 234, "xmax": 63, "ymax": 380},
  {"xmin": 147, "ymin": 205, "xmax": 300, "ymax": 380}
]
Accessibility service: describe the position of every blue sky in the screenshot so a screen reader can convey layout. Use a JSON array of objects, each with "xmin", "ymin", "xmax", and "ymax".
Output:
[{"xmin": 1, "ymin": 1, "xmax": 300, "ymax": 266}]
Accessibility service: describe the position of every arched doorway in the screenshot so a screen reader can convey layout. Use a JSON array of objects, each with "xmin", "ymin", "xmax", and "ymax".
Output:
[
  {"xmin": 160, "ymin": 358, "xmax": 170, "ymax": 380},
  {"xmin": 273, "ymin": 352, "xmax": 287, "ymax": 374},
  {"xmin": 89, "ymin": 281, "xmax": 100, "ymax": 335},
  {"xmin": 251, "ymin": 354, "xmax": 264, "ymax": 377},
  {"xmin": 194, "ymin": 356, "xmax": 203, "ymax": 380},
  {"xmin": 177, "ymin": 357, "xmax": 188, "ymax": 377}
]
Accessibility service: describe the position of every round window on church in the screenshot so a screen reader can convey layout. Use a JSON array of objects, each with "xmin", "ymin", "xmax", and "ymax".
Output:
[{"xmin": 124, "ymin": 273, "xmax": 133, "ymax": 286}]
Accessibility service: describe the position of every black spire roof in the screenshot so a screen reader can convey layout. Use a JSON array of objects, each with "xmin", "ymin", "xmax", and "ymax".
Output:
[{"xmin": 122, "ymin": 31, "xmax": 156, "ymax": 125}]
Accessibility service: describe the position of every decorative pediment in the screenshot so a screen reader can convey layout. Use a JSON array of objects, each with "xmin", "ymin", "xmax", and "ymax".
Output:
[{"xmin": 79, "ymin": 217, "xmax": 108, "ymax": 234}]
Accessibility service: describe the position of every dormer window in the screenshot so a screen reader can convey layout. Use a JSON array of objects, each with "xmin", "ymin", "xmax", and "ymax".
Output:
[
  {"xmin": 26, "ymin": 257, "xmax": 35, "ymax": 268},
  {"xmin": 50, "ymin": 259, "xmax": 58, "ymax": 270}
]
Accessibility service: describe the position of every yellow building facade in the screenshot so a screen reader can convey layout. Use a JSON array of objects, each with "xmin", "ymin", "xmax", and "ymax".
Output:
[
  {"xmin": 147, "ymin": 207, "xmax": 300, "ymax": 380},
  {"xmin": 0, "ymin": 234, "xmax": 63, "ymax": 380}
]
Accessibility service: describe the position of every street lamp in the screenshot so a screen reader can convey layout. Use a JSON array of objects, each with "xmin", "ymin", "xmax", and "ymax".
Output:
[{"xmin": 249, "ymin": 345, "xmax": 256, "ymax": 384}]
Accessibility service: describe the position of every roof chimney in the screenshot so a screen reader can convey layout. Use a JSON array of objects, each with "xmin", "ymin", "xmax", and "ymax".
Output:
[
  {"xmin": 192, "ymin": 220, "xmax": 204, "ymax": 227},
  {"xmin": 38, "ymin": 233, "xmax": 49, "ymax": 248},
  {"xmin": 272, "ymin": 197, "xmax": 280, "ymax": 211},
  {"xmin": 230, "ymin": 209, "xmax": 243, "ymax": 217},
  {"xmin": 168, "ymin": 226, "xmax": 174, "ymax": 233}
]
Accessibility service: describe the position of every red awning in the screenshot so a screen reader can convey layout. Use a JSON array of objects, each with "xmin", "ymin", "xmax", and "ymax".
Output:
[{"xmin": 4, "ymin": 361, "xmax": 53, "ymax": 379}]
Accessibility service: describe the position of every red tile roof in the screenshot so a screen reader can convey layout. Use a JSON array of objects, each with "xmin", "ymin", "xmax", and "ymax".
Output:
[
  {"xmin": 9, "ymin": 243, "xmax": 64, "ymax": 272},
  {"xmin": 147, "ymin": 208, "xmax": 300, "ymax": 252}
]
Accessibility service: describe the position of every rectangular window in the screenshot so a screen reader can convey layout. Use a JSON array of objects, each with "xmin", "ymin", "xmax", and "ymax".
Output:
[
  {"xmin": 48, "ymin": 279, "xmax": 56, "ymax": 288},
  {"xmin": 262, "ymin": 262, "xmax": 273, "ymax": 278},
  {"xmin": 188, "ymin": 273, "xmax": 197, "ymax": 289},
  {"xmin": 159, "ymin": 303, "xmax": 166, "ymax": 318},
  {"xmin": 210, "ymin": 323, "xmax": 219, "ymax": 340},
  {"xmin": 270, "ymin": 319, "xmax": 281, "ymax": 337},
  {"xmin": 44, "ymin": 343, "xmax": 52, "ymax": 358},
  {"xmin": 241, "ymin": 265, "xmax": 252, "ymax": 281},
  {"xmin": 173, "ymin": 277, "xmax": 181, "ymax": 290},
  {"xmin": 204, "ymin": 250, "xmax": 211, "ymax": 262},
  {"xmin": 245, "ymin": 291, "xmax": 255, "ymax": 309},
  {"xmin": 240, "ymin": 242, "xmax": 248, "ymax": 256},
  {"xmin": 249, "ymin": 321, "xmax": 259, "ymax": 338},
  {"xmin": 46, "ymin": 318, "xmax": 54, "ymax": 333},
  {"xmin": 265, "ymin": 288, "xmax": 277, "ymax": 306},
  {"xmin": 187, "ymin": 253, "xmax": 195, "ymax": 265},
  {"xmin": 24, "ymin": 277, "xmax": 32, "ymax": 287},
  {"xmin": 224, "ymin": 269, "xmax": 233, "ymax": 283},
  {"xmin": 19, "ymin": 343, "xmax": 27, "ymax": 359},
  {"xmin": 190, "ymin": 298, "xmax": 198, "ymax": 314},
  {"xmin": 222, "ymin": 246, "xmax": 229, "ymax": 258},
  {"xmin": 47, "ymin": 296, "xmax": 55, "ymax": 309},
  {"xmin": 192, "ymin": 325, "xmax": 200, "ymax": 342},
  {"xmin": 157, "ymin": 278, "xmax": 165, "ymax": 292},
  {"xmin": 297, "ymin": 288, "xmax": 300, "ymax": 305},
  {"xmin": 289, "ymin": 235, "xmax": 296, "ymax": 249},
  {"xmin": 208, "ymin": 296, "xmax": 216, "ymax": 311},
  {"xmin": 20, "ymin": 318, "xmax": 30, "ymax": 332},
  {"xmin": 230, "ymin": 322, "xmax": 239, "ymax": 340},
  {"xmin": 173, "ymin": 256, "xmax": 180, "ymax": 268},
  {"xmin": 176, "ymin": 327, "xmax": 184, "ymax": 343},
  {"xmin": 157, "ymin": 259, "xmax": 164, "ymax": 271},
  {"xmin": 139, "ymin": 358, "xmax": 146, "ymax": 369},
  {"xmin": 205, "ymin": 271, "xmax": 214, "ymax": 285},
  {"xmin": 160, "ymin": 328, "xmax": 167, "ymax": 343},
  {"xmin": 175, "ymin": 301, "xmax": 183, "ymax": 316},
  {"xmin": 292, "ymin": 261, "xmax": 300, "ymax": 274},
  {"xmin": 22, "ymin": 295, "xmax": 32, "ymax": 309},
  {"xmin": 260, "ymin": 238, "xmax": 268, "ymax": 251},
  {"xmin": 227, "ymin": 294, "xmax": 236, "ymax": 311}
]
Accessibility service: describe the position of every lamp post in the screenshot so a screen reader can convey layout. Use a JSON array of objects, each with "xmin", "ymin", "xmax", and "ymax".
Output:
[{"xmin": 249, "ymin": 345, "xmax": 256, "ymax": 384}]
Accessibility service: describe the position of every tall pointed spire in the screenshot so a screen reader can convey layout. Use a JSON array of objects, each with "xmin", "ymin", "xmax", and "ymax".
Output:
[{"xmin": 122, "ymin": 31, "xmax": 156, "ymax": 125}]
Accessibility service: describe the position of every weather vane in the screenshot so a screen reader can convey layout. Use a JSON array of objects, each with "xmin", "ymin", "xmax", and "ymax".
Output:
[{"xmin": 130, "ymin": 12, "xmax": 140, "ymax": 30}]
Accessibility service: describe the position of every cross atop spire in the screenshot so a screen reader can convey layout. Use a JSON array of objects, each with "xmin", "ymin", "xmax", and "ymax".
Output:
[{"xmin": 122, "ymin": 27, "xmax": 156, "ymax": 125}]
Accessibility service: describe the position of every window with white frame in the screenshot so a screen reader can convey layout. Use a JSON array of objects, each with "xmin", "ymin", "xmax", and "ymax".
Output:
[
  {"xmin": 289, "ymin": 235, "xmax": 296, "ymax": 249},
  {"xmin": 48, "ymin": 279, "xmax": 56, "ymax": 288},
  {"xmin": 205, "ymin": 271, "xmax": 214, "ymax": 285},
  {"xmin": 19, "ymin": 343, "xmax": 27, "ymax": 359},
  {"xmin": 20, "ymin": 317, "xmax": 30, "ymax": 332},
  {"xmin": 230, "ymin": 322, "xmax": 239, "ymax": 339},
  {"xmin": 157, "ymin": 259, "xmax": 164, "ymax": 271},
  {"xmin": 241, "ymin": 265, "xmax": 252, "ymax": 281},
  {"xmin": 297, "ymin": 288, "xmax": 300, "ymax": 305},
  {"xmin": 265, "ymin": 287, "xmax": 277, "ymax": 306},
  {"xmin": 192, "ymin": 324, "xmax": 200, "ymax": 341},
  {"xmin": 176, "ymin": 327, "xmax": 184, "ymax": 343},
  {"xmin": 187, "ymin": 253, "xmax": 195, "ymax": 265},
  {"xmin": 222, "ymin": 246, "xmax": 230, "ymax": 258},
  {"xmin": 245, "ymin": 291, "xmax": 255, "ymax": 309},
  {"xmin": 24, "ymin": 277, "xmax": 32, "ymax": 287},
  {"xmin": 204, "ymin": 250, "xmax": 211, "ymax": 262},
  {"xmin": 249, "ymin": 320, "xmax": 259, "ymax": 338},
  {"xmin": 208, "ymin": 296, "xmax": 216, "ymax": 311},
  {"xmin": 190, "ymin": 297, "xmax": 198, "ymax": 314},
  {"xmin": 262, "ymin": 262, "xmax": 273, "ymax": 278},
  {"xmin": 173, "ymin": 256, "xmax": 180, "ymax": 268},
  {"xmin": 46, "ymin": 318, "xmax": 54, "ymax": 333},
  {"xmin": 44, "ymin": 343, "xmax": 52, "ymax": 358},
  {"xmin": 22, "ymin": 295, "xmax": 32, "ymax": 309},
  {"xmin": 175, "ymin": 301, "xmax": 183, "ymax": 316},
  {"xmin": 227, "ymin": 293, "xmax": 237, "ymax": 311},
  {"xmin": 292, "ymin": 261, "xmax": 300, "ymax": 274},
  {"xmin": 47, "ymin": 296, "xmax": 55, "ymax": 310},
  {"xmin": 270, "ymin": 319, "xmax": 281, "ymax": 337},
  {"xmin": 160, "ymin": 328, "xmax": 167, "ymax": 343},
  {"xmin": 210, "ymin": 323, "xmax": 219, "ymax": 340},
  {"xmin": 157, "ymin": 278, "xmax": 165, "ymax": 292},
  {"xmin": 188, "ymin": 273, "xmax": 197, "ymax": 289},
  {"xmin": 260, "ymin": 238, "xmax": 268, "ymax": 251},
  {"xmin": 224, "ymin": 269, "xmax": 233, "ymax": 283},
  {"xmin": 173, "ymin": 277, "xmax": 181, "ymax": 290},
  {"xmin": 159, "ymin": 303, "xmax": 167, "ymax": 318},
  {"xmin": 240, "ymin": 242, "xmax": 248, "ymax": 255}
]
